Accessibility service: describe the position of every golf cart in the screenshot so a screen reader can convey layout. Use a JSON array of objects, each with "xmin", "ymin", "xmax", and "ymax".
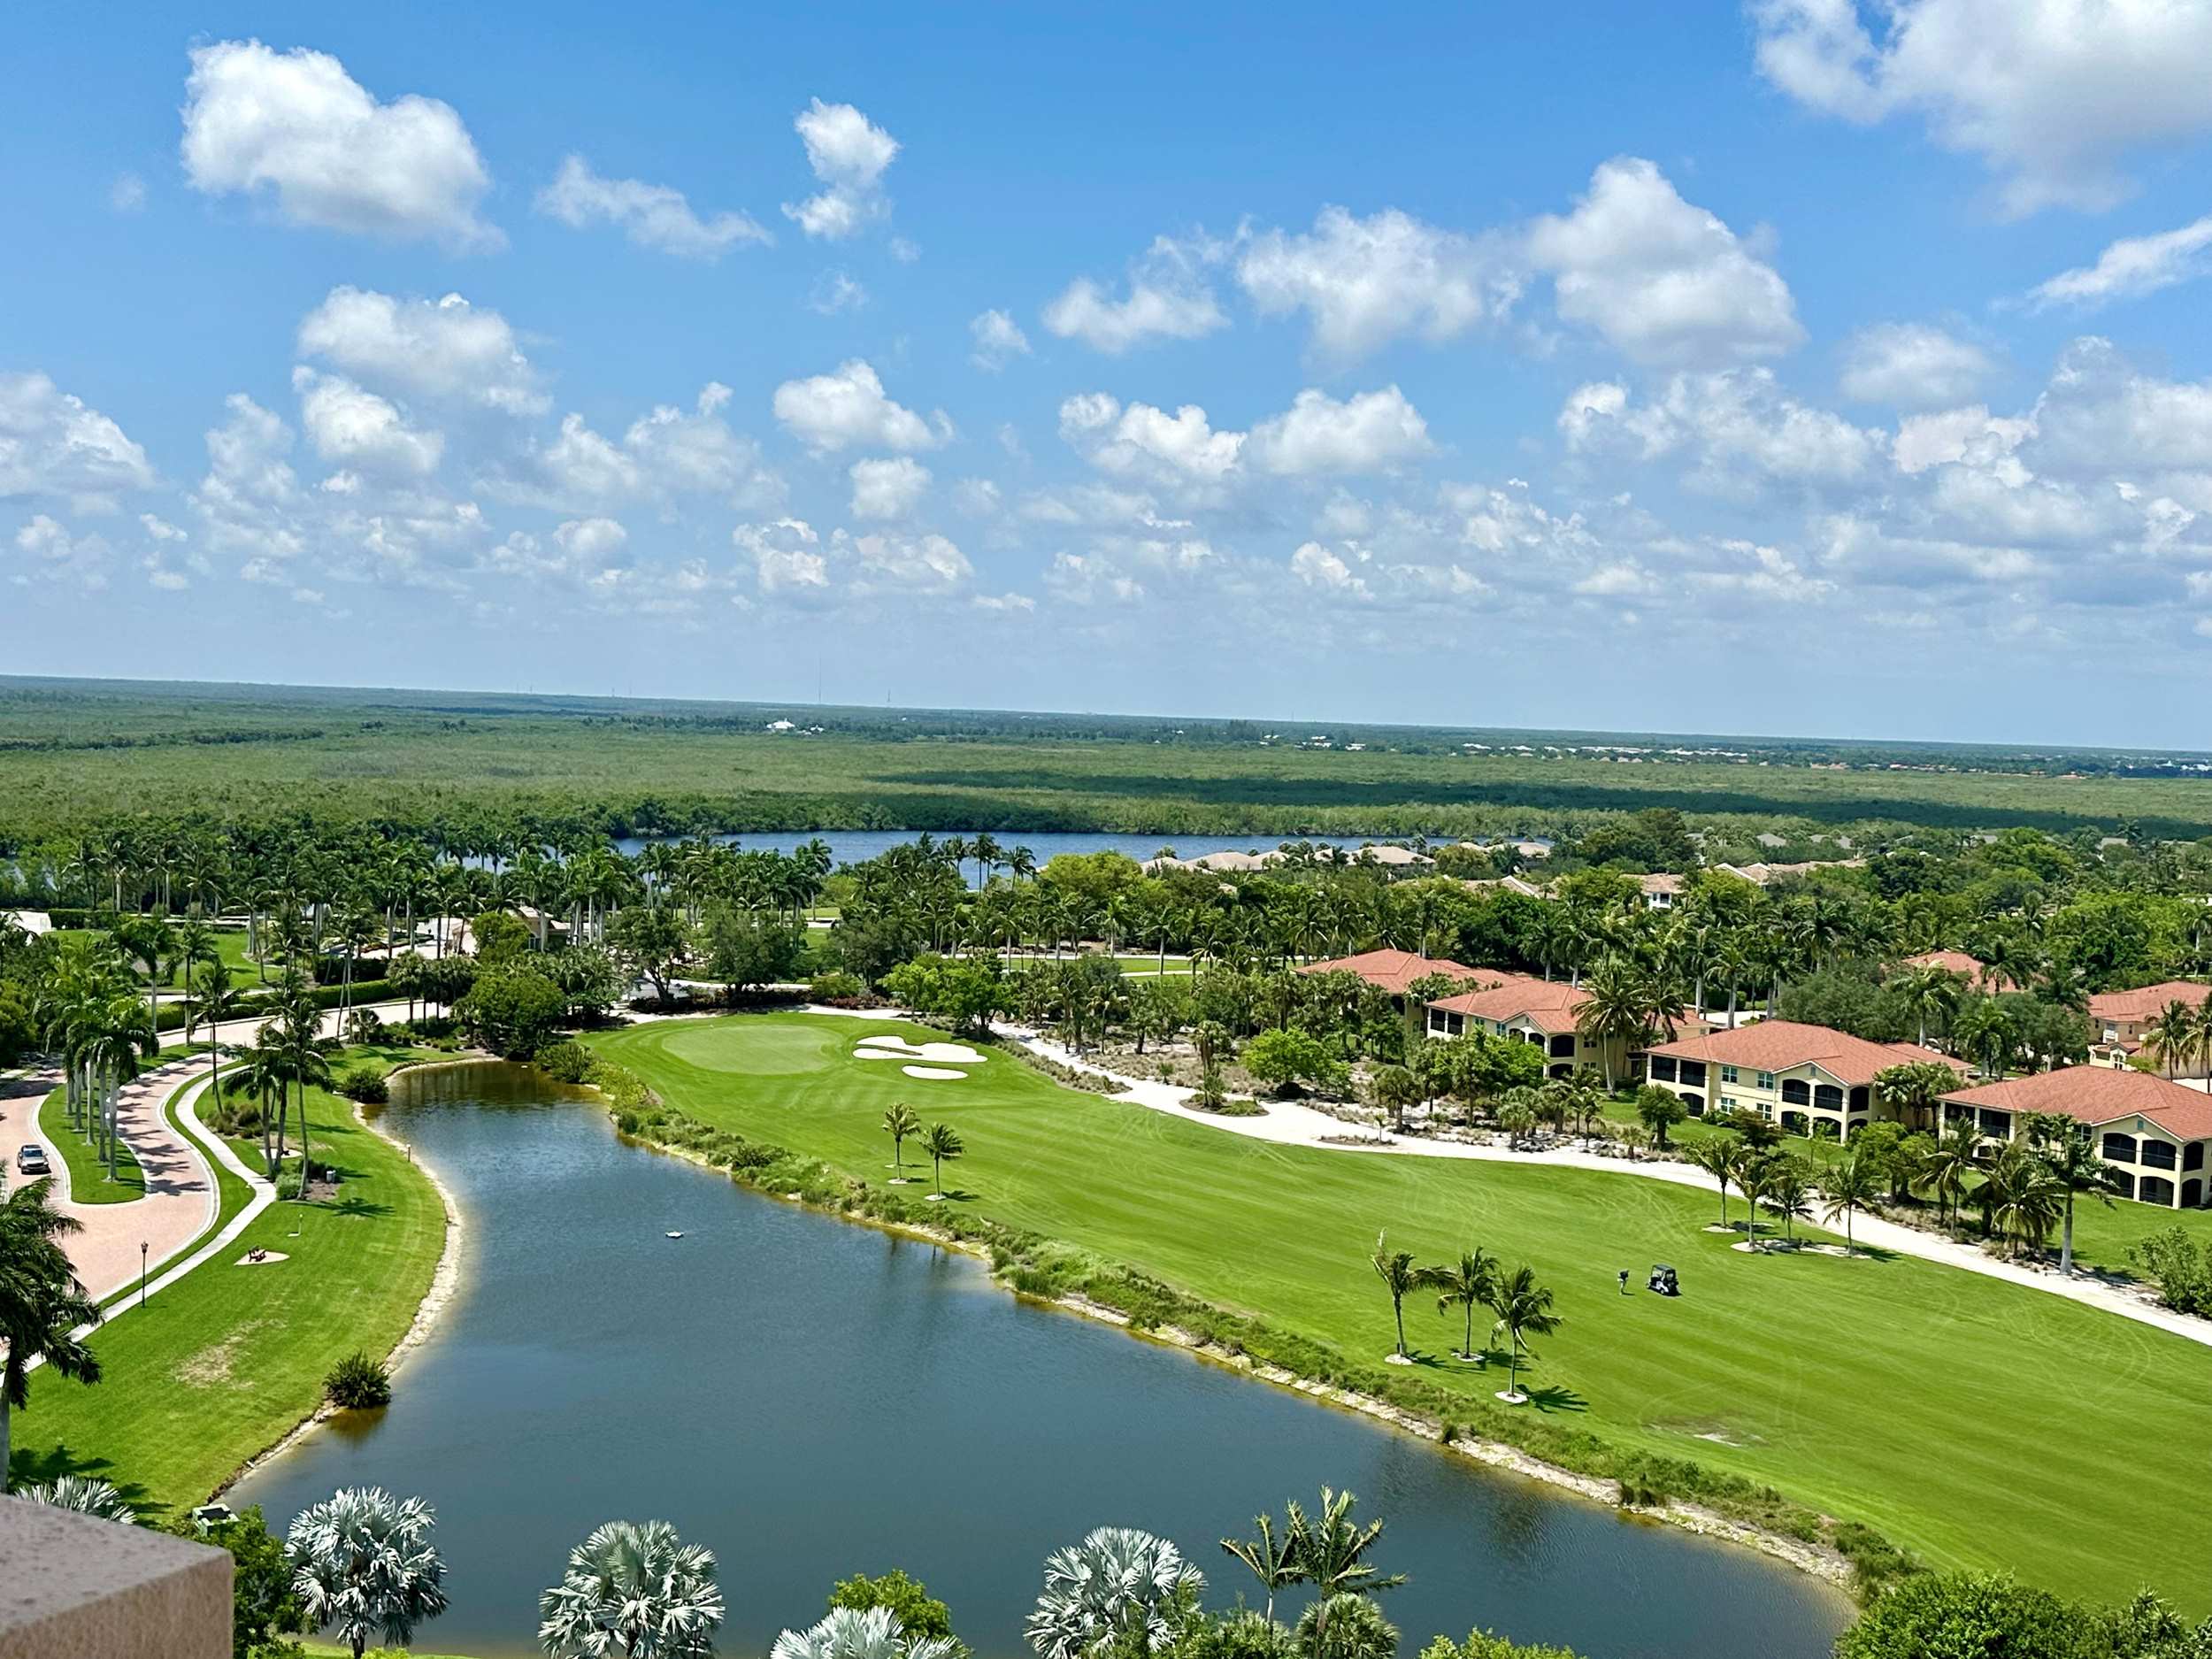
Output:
[{"xmin": 1647, "ymin": 1263, "xmax": 1680, "ymax": 1296}]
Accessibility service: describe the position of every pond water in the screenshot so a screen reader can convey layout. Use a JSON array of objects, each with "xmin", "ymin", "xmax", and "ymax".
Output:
[
  {"xmin": 604, "ymin": 831, "xmax": 1423, "ymax": 886},
  {"xmin": 231, "ymin": 1062, "xmax": 1849, "ymax": 1659}
]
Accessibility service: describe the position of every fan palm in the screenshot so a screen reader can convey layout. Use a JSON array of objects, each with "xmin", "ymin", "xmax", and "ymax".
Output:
[
  {"xmin": 539, "ymin": 1518, "xmax": 723, "ymax": 1658},
  {"xmin": 1486, "ymin": 1263, "xmax": 1563, "ymax": 1404},
  {"xmin": 287, "ymin": 1486, "xmax": 449, "ymax": 1659},
  {"xmin": 775, "ymin": 1606, "xmax": 954, "ymax": 1659},
  {"xmin": 1416, "ymin": 1247, "xmax": 1499, "ymax": 1360},
  {"xmin": 1025, "ymin": 1526, "xmax": 1202, "ymax": 1659},
  {"xmin": 18, "ymin": 1474, "xmax": 134, "ymax": 1523}
]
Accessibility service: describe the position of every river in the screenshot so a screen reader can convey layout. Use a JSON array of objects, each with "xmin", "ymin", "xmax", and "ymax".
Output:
[{"xmin": 230, "ymin": 1062, "xmax": 1849, "ymax": 1659}]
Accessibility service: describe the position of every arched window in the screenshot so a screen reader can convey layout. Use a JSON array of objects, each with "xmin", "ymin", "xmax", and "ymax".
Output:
[
  {"xmin": 1780, "ymin": 1079, "xmax": 1811, "ymax": 1107},
  {"xmin": 2103, "ymin": 1133, "xmax": 2139, "ymax": 1164},
  {"xmin": 1680, "ymin": 1093, "xmax": 1704, "ymax": 1116},
  {"xmin": 2139, "ymin": 1176, "xmax": 2176, "ymax": 1207},
  {"xmin": 2139, "ymin": 1139, "xmax": 2177, "ymax": 1171}
]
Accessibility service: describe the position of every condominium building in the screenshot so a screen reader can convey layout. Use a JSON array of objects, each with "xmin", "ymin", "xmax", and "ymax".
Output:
[
  {"xmin": 1937, "ymin": 1065, "xmax": 2212, "ymax": 1209},
  {"xmin": 1636, "ymin": 1019, "xmax": 1962, "ymax": 1138}
]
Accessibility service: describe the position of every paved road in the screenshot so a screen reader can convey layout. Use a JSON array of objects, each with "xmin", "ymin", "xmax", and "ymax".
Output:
[{"xmin": 4, "ymin": 1057, "xmax": 219, "ymax": 1300}]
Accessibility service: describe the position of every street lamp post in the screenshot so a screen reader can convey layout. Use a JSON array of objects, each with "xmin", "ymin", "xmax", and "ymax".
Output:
[{"xmin": 139, "ymin": 1240, "xmax": 149, "ymax": 1308}]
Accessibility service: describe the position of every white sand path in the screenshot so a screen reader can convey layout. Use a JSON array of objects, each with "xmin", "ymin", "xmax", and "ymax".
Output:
[{"xmin": 1003, "ymin": 1024, "xmax": 2212, "ymax": 1352}]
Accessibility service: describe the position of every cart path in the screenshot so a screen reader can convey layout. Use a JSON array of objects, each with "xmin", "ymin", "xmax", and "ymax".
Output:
[{"xmin": 1006, "ymin": 1026, "xmax": 2212, "ymax": 1352}]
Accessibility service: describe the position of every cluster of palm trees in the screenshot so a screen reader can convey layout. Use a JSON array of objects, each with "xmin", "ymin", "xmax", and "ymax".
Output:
[
  {"xmin": 1369, "ymin": 1235, "xmax": 1561, "ymax": 1402},
  {"xmin": 28, "ymin": 933, "xmax": 157, "ymax": 1187},
  {"xmin": 881, "ymin": 1105, "xmax": 964, "ymax": 1196}
]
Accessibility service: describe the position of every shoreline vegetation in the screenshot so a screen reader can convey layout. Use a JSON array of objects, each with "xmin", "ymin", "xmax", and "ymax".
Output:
[{"xmin": 574, "ymin": 1044, "xmax": 1897, "ymax": 1603}]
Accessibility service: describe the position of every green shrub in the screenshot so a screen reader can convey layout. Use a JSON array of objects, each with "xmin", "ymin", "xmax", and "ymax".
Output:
[
  {"xmin": 336, "ymin": 1070, "xmax": 388, "ymax": 1104},
  {"xmin": 323, "ymin": 1348, "xmax": 392, "ymax": 1409},
  {"xmin": 808, "ymin": 969, "xmax": 868, "ymax": 1002},
  {"xmin": 535, "ymin": 1038, "xmax": 592, "ymax": 1083}
]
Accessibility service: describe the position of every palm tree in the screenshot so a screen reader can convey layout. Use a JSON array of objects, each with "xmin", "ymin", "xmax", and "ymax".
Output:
[
  {"xmin": 1984, "ymin": 1141, "xmax": 2066, "ymax": 1259},
  {"xmin": 923, "ymin": 1122, "xmax": 964, "ymax": 1197},
  {"xmin": 882, "ymin": 1102, "xmax": 921, "ymax": 1179},
  {"xmin": 1735, "ymin": 1151, "xmax": 1778, "ymax": 1249},
  {"xmin": 1283, "ymin": 1486, "xmax": 1403, "ymax": 1656},
  {"xmin": 0, "ymin": 1179, "xmax": 104, "ymax": 1477},
  {"xmin": 1918, "ymin": 1118, "xmax": 1986, "ymax": 1231},
  {"xmin": 1893, "ymin": 964, "xmax": 1962, "ymax": 1049},
  {"xmin": 2040, "ymin": 1120, "xmax": 2121, "ymax": 1273},
  {"xmin": 286, "ymin": 1486, "xmax": 449, "ymax": 1659},
  {"xmin": 183, "ymin": 960, "xmax": 250, "ymax": 1110},
  {"xmin": 1486, "ymin": 1263, "xmax": 1562, "ymax": 1404},
  {"xmin": 1819, "ymin": 1144, "xmax": 1886, "ymax": 1253},
  {"xmin": 1686, "ymin": 1137, "xmax": 1739, "ymax": 1230},
  {"xmin": 1573, "ymin": 959, "xmax": 1652, "ymax": 1090},
  {"xmin": 777, "ymin": 1606, "xmax": 955, "ymax": 1659},
  {"xmin": 1219, "ymin": 1511, "xmax": 1303, "ymax": 1624},
  {"xmin": 276, "ymin": 1016, "xmax": 334, "ymax": 1188},
  {"xmin": 1369, "ymin": 1232, "xmax": 1418, "ymax": 1360},
  {"xmin": 1762, "ymin": 1157, "xmax": 1816, "ymax": 1245},
  {"xmin": 1025, "ymin": 1527, "xmax": 1202, "ymax": 1659},
  {"xmin": 1495, "ymin": 1094, "xmax": 1539, "ymax": 1150},
  {"xmin": 1417, "ymin": 1247, "xmax": 1499, "ymax": 1360},
  {"xmin": 18, "ymin": 1474, "xmax": 134, "ymax": 1523},
  {"xmin": 1952, "ymin": 998, "xmax": 2016, "ymax": 1080},
  {"xmin": 539, "ymin": 1519, "xmax": 724, "ymax": 1658},
  {"xmin": 2142, "ymin": 999, "xmax": 2200, "ymax": 1079},
  {"xmin": 1296, "ymin": 1595, "xmax": 1399, "ymax": 1659},
  {"xmin": 1370, "ymin": 1064, "xmax": 1420, "ymax": 1132}
]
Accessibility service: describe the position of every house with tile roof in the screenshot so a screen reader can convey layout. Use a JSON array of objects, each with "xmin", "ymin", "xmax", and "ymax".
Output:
[
  {"xmin": 1637, "ymin": 1018, "xmax": 1963, "ymax": 1139},
  {"xmin": 1299, "ymin": 949, "xmax": 1479, "ymax": 999},
  {"xmin": 2084, "ymin": 980, "xmax": 2212, "ymax": 1071},
  {"xmin": 1902, "ymin": 949, "xmax": 2018, "ymax": 993},
  {"xmin": 1939, "ymin": 1065, "xmax": 2212, "ymax": 1209},
  {"xmin": 1423, "ymin": 972, "xmax": 1622, "ymax": 1080}
]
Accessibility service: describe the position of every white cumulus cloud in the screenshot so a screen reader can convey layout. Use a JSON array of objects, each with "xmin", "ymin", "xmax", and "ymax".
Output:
[
  {"xmin": 180, "ymin": 39, "xmax": 498, "ymax": 247},
  {"xmin": 296, "ymin": 287, "xmax": 545, "ymax": 415},
  {"xmin": 783, "ymin": 99, "xmax": 899, "ymax": 239},
  {"xmin": 1526, "ymin": 157, "xmax": 1803, "ymax": 368},
  {"xmin": 1248, "ymin": 388, "xmax": 1433, "ymax": 476},
  {"xmin": 1237, "ymin": 206, "xmax": 1521, "ymax": 362},
  {"xmin": 0, "ymin": 372, "xmax": 156, "ymax": 509},
  {"xmin": 535, "ymin": 154, "xmax": 770, "ymax": 258},
  {"xmin": 1750, "ymin": 0, "xmax": 2212, "ymax": 215},
  {"xmin": 1838, "ymin": 323, "xmax": 1996, "ymax": 407},
  {"xmin": 293, "ymin": 368, "xmax": 443, "ymax": 477},
  {"xmin": 772, "ymin": 360, "xmax": 943, "ymax": 454},
  {"xmin": 1042, "ymin": 236, "xmax": 1226, "ymax": 354},
  {"xmin": 849, "ymin": 456, "xmax": 932, "ymax": 519}
]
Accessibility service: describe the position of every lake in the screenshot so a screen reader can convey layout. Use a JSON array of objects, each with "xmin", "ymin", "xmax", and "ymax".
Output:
[{"xmin": 230, "ymin": 1062, "xmax": 1849, "ymax": 1659}]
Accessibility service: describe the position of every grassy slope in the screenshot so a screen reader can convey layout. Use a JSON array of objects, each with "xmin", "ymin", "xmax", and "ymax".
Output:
[
  {"xmin": 594, "ymin": 1012, "xmax": 2211, "ymax": 1610},
  {"xmin": 9, "ymin": 1048, "xmax": 447, "ymax": 1516},
  {"xmin": 35, "ymin": 1085, "xmax": 145, "ymax": 1202}
]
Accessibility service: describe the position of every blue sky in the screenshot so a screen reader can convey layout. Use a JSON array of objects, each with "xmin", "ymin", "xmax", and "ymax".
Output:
[{"xmin": 7, "ymin": 2, "xmax": 2212, "ymax": 742}]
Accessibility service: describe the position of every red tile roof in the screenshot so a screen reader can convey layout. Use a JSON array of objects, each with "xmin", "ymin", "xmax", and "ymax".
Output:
[
  {"xmin": 1428, "ymin": 972, "xmax": 1592, "ymax": 1035},
  {"xmin": 1940, "ymin": 1065, "xmax": 2212, "ymax": 1140},
  {"xmin": 2085, "ymin": 980, "xmax": 2212, "ymax": 1024},
  {"xmin": 1299, "ymin": 949, "xmax": 1479, "ymax": 996},
  {"xmin": 1641, "ymin": 1019, "xmax": 1962, "ymax": 1088},
  {"xmin": 1903, "ymin": 949, "xmax": 2018, "ymax": 990}
]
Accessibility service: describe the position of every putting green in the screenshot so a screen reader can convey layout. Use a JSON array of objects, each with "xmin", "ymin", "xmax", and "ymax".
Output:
[{"xmin": 592, "ymin": 1012, "xmax": 2212, "ymax": 1610}]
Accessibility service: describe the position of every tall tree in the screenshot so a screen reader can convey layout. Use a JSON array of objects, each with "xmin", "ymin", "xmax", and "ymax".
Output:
[
  {"xmin": 539, "ymin": 1519, "xmax": 723, "ymax": 1659},
  {"xmin": 0, "ymin": 1179, "xmax": 104, "ymax": 1478},
  {"xmin": 1369, "ymin": 1233, "xmax": 1419, "ymax": 1360},
  {"xmin": 1486, "ymin": 1263, "xmax": 1563, "ymax": 1404}
]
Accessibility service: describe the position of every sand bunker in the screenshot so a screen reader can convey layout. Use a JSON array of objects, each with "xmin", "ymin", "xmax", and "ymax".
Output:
[
  {"xmin": 855, "ymin": 1035, "xmax": 984, "ymax": 1064},
  {"xmin": 902, "ymin": 1065, "xmax": 968, "ymax": 1080}
]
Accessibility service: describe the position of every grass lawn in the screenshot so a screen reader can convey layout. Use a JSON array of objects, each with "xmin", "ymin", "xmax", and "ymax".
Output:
[
  {"xmin": 593, "ymin": 1011, "xmax": 2212, "ymax": 1611},
  {"xmin": 8, "ymin": 1046, "xmax": 447, "ymax": 1517},
  {"xmin": 36, "ymin": 1086, "xmax": 145, "ymax": 1202}
]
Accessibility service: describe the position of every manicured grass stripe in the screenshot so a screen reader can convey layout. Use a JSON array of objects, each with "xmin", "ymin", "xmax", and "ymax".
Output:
[
  {"xmin": 591, "ymin": 1012, "xmax": 2212, "ymax": 1612},
  {"xmin": 35, "ymin": 1085, "xmax": 145, "ymax": 1202},
  {"xmin": 10, "ymin": 1049, "xmax": 448, "ymax": 1516}
]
